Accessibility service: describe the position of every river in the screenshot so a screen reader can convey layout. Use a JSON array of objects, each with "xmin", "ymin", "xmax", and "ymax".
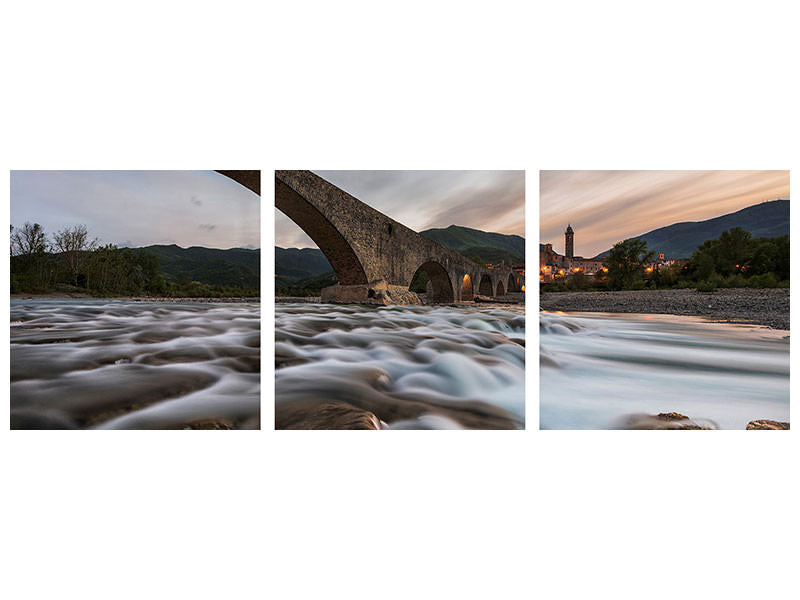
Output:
[
  {"xmin": 10, "ymin": 299, "xmax": 260, "ymax": 429},
  {"xmin": 276, "ymin": 303, "xmax": 525, "ymax": 429},
  {"xmin": 540, "ymin": 311, "xmax": 789, "ymax": 429}
]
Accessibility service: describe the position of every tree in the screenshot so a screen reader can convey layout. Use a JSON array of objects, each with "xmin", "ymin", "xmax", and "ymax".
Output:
[
  {"xmin": 52, "ymin": 224, "xmax": 98, "ymax": 287},
  {"xmin": 11, "ymin": 222, "xmax": 51, "ymax": 291},
  {"xmin": 11, "ymin": 222, "xmax": 48, "ymax": 257},
  {"xmin": 715, "ymin": 227, "xmax": 752, "ymax": 274},
  {"xmin": 607, "ymin": 238, "xmax": 655, "ymax": 290}
]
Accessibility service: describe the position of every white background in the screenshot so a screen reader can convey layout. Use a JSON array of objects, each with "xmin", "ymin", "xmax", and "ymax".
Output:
[{"xmin": 1, "ymin": 1, "xmax": 798, "ymax": 599}]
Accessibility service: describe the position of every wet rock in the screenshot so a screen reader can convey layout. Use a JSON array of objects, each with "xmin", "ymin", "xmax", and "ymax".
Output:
[
  {"xmin": 621, "ymin": 412, "xmax": 717, "ymax": 430},
  {"xmin": 746, "ymin": 419, "xmax": 789, "ymax": 430},
  {"xmin": 10, "ymin": 408, "xmax": 78, "ymax": 430},
  {"xmin": 185, "ymin": 419, "xmax": 235, "ymax": 430},
  {"xmin": 278, "ymin": 402, "xmax": 382, "ymax": 430}
]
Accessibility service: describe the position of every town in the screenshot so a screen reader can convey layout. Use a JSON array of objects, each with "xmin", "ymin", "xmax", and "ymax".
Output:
[{"xmin": 539, "ymin": 224, "xmax": 680, "ymax": 283}]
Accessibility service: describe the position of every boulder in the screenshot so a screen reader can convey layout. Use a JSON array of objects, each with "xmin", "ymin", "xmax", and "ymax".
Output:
[{"xmin": 746, "ymin": 420, "xmax": 789, "ymax": 430}]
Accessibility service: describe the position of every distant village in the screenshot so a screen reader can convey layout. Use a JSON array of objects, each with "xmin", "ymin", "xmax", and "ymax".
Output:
[{"xmin": 539, "ymin": 225, "xmax": 684, "ymax": 282}]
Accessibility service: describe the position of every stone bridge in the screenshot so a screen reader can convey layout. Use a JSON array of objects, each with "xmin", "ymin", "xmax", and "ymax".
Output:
[{"xmin": 275, "ymin": 170, "xmax": 523, "ymax": 303}]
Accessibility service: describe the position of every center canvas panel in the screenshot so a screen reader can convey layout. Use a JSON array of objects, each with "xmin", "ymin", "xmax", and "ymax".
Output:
[{"xmin": 275, "ymin": 170, "xmax": 526, "ymax": 430}]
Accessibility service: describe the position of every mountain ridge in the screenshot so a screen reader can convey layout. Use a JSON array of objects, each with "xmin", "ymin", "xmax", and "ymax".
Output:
[
  {"xmin": 592, "ymin": 199, "xmax": 789, "ymax": 259},
  {"xmin": 136, "ymin": 244, "xmax": 260, "ymax": 287}
]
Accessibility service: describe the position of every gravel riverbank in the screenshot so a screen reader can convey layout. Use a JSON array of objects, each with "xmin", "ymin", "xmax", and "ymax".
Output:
[{"xmin": 540, "ymin": 288, "xmax": 789, "ymax": 330}]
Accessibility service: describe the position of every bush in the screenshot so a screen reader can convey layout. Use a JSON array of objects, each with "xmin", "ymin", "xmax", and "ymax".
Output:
[
  {"xmin": 747, "ymin": 272, "xmax": 779, "ymax": 288},
  {"xmin": 629, "ymin": 279, "xmax": 646, "ymax": 290},
  {"xmin": 695, "ymin": 280, "xmax": 717, "ymax": 292},
  {"xmin": 721, "ymin": 274, "xmax": 747, "ymax": 288}
]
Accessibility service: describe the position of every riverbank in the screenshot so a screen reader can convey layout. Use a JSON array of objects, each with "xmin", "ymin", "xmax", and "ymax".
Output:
[
  {"xmin": 540, "ymin": 288, "xmax": 789, "ymax": 330},
  {"xmin": 12, "ymin": 293, "xmax": 259, "ymax": 303},
  {"xmin": 275, "ymin": 291, "xmax": 526, "ymax": 305}
]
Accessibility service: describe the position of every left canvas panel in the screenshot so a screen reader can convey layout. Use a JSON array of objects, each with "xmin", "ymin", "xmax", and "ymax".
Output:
[{"xmin": 10, "ymin": 170, "xmax": 261, "ymax": 430}]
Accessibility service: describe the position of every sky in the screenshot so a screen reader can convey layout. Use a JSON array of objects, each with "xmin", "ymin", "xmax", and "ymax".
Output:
[
  {"xmin": 275, "ymin": 170, "xmax": 525, "ymax": 248},
  {"xmin": 540, "ymin": 170, "xmax": 790, "ymax": 258},
  {"xmin": 11, "ymin": 170, "xmax": 260, "ymax": 249}
]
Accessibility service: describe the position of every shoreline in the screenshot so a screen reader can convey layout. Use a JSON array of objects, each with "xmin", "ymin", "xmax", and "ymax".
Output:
[
  {"xmin": 275, "ymin": 293, "xmax": 526, "ymax": 306},
  {"xmin": 11, "ymin": 293, "xmax": 260, "ymax": 303},
  {"xmin": 540, "ymin": 288, "xmax": 789, "ymax": 330}
]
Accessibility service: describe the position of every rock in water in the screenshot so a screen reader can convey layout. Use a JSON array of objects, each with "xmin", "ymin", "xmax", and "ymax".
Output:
[
  {"xmin": 277, "ymin": 402, "xmax": 382, "ymax": 430},
  {"xmin": 746, "ymin": 420, "xmax": 789, "ymax": 430},
  {"xmin": 621, "ymin": 412, "xmax": 716, "ymax": 430}
]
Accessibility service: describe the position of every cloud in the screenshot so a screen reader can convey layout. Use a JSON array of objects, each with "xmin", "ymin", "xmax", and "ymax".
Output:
[
  {"xmin": 10, "ymin": 171, "xmax": 259, "ymax": 250},
  {"xmin": 540, "ymin": 170, "xmax": 790, "ymax": 257},
  {"xmin": 198, "ymin": 224, "xmax": 216, "ymax": 231}
]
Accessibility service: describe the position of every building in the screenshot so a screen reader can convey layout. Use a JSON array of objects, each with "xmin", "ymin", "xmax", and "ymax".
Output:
[
  {"xmin": 541, "ymin": 225, "xmax": 681, "ymax": 282},
  {"xmin": 539, "ymin": 225, "xmax": 606, "ymax": 282}
]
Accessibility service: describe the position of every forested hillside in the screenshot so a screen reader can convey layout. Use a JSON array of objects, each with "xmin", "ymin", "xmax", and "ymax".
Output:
[{"xmin": 11, "ymin": 222, "xmax": 260, "ymax": 297}]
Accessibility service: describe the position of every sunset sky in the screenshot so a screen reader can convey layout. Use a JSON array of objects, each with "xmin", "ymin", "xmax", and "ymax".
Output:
[
  {"xmin": 11, "ymin": 171, "xmax": 260, "ymax": 249},
  {"xmin": 540, "ymin": 170, "xmax": 790, "ymax": 258},
  {"xmin": 275, "ymin": 170, "xmax": 525, "ymax": 248}
]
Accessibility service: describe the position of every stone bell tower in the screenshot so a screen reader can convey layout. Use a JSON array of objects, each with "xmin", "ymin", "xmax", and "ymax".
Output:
[{"xmin": 565, "ymin": 224, "xmax": 574, "ymax": 259}]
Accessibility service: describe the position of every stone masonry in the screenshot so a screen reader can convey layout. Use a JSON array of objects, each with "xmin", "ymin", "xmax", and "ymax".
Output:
[{"xmin": 275, "ymin": 170, "xmax": 523, "ymax": 303}]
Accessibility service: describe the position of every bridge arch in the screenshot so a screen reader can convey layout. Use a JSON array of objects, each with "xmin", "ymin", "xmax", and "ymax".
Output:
[
  {"xmin": 412, "ymin": 261, "xmax": 454, "ymax": 303},
  {"xmin": 507, "ymin": 273, "xmax": 520, "ymax": 292},
  {"xmin": 496, "ymin": 280, "xmax": 505, "ymax": 296},
  {"xmin": 275, "ymin": 177, "xmax": 368, "ymax": 285},
  {"xmin": 461, "ymin": 273, "xmax": 474, "ymax": 301},
  {"xmin": 478, "ymin": 274, "xmax": 493, "ymax": 296}
]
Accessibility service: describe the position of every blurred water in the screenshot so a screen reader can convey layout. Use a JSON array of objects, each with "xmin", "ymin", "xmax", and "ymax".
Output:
[
  {"xmin": 276, "ymin": 303, "xmax": 525, "ymax": 429},
  {"xmin": 10, "ymin": 299, "xmax": 260, "ymax": 429},
  {"xmin": 540, "ymin": 311, "xmax": 789, "ymax": 430}
]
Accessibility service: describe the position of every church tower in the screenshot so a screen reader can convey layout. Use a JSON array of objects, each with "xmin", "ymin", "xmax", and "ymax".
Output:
[{"xmin": 565, "ymin": 224, "xmax": 574, "ymax": 259}]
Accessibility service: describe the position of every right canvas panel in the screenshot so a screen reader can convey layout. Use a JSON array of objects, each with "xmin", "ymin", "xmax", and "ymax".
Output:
[{"xmin": 539, "ymin": 170, "xmax": 790, "ymax": 430}]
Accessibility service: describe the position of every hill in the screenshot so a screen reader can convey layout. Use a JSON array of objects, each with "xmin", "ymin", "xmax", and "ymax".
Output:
[
  {"xmin": 594, "ymin": 199, "xmax": 789, "ymax": 259},
  {"xmin": 140, "ymin": 244, "xmax": 260, "ymax": 287},
  {"xmin": 275, "ymin": 247, "xmax": 332, "ymax": 278},
  {"xmin": 421, "ymin": 225, "xmax": 525, "ymax": 258}
]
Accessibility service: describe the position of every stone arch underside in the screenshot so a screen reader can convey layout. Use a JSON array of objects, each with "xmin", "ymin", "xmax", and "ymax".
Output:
[
  {"xmin": 216, "ymin": 170, "xmax": 260, "ymax": 195},
  {"xmin": 496, "ymin": 280, "xmax": 505, "ymax": 296},
  {"xmin": 507, "ymin": 273, "xmax": 519, "ymax": 292},
  {"xmin": 461, "ymin": 273, "xmax": 474, "ymax": 301},
  {"xmin": 478, "ymin": 274, "xmax": 493, "ymax": 296},
  {"xmin": 414, "ymin": 261, "xmax": 454, "ymax": 303},
  {"xmin": 275, "ymin": 178, "xmax": 368, "ymax": 286}
]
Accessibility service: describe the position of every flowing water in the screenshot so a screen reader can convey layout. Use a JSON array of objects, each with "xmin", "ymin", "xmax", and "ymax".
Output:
[
  {"xmin": 540, "ymin": 311, "xmax": 789, "ymax": 430},
  {"xmin": 275, "ymin": 303, "xmax": 525, "ymax": 429},
  {"xmin": 10, "ymin": 299, "xmax": 260, "ymax": 429}
]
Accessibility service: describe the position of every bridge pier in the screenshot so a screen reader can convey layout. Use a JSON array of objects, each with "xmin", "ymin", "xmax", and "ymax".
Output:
[{"xmin": 321, "ymin": 281, "xmax": 424, "ymax": 305}]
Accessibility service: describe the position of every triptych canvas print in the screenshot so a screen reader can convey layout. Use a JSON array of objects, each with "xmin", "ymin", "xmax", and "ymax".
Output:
[{"xmin": 9, "ymin": 170, "xmax": 790, "ymax": 430}]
